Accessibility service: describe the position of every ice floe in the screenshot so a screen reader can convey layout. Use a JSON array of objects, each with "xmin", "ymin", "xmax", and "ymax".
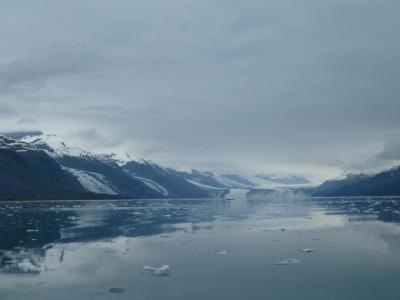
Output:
[
  {"xmin": 274, "ymin": 258, "xmax": 301, "ymax": 265},
  {"xmin": 298, "ymin": 248, "xmax": 317, "ymax": 253},
  {"xmin": 201, "ymin": 250, "xmax": 228, "ymax": 255},
  {"xmin": 141, "ymin": 265, "xmax": 171, "ymax": 276},
  {"xmin": 214, "ymin": 251, "xmax": 228, "ymax": 255}
]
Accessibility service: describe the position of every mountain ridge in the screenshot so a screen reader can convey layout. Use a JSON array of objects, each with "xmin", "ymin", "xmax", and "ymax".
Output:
[
  {"xmin": 0, "ymin": 131, "xmax": 313, "ymax": 200},
  {"xmin": 311, "ymin": 168, "xmax": 400, "ymax": 197}
]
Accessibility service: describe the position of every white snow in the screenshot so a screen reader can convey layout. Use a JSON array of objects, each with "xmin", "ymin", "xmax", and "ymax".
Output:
[
  {"xmin": 19, "ymin": 133, "xmax": 119, "ymax": 164},
  {"xmin": 133, "ymin": 176, "xmax": 168, "ymax": 196},
  {"xmin": 21, "ymin": 134, "xmax": 86, "ymax": 157},
  {"xmin": 186, "ymin": 170, "xmax": 315, "ymax": 190},
  {"xmin": 213, "ymin": 175, "xmax": 251, "ymax": 189},
  {"xmin": 187, "ymin": 180, "xmax": 224, "ymax": 191},
  {"xmin": 63, "ymin": 167, "xmax": 118, "ymax": 195}
]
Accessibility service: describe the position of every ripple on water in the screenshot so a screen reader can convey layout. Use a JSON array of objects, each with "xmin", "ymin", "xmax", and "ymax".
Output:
[{"xmin": 108, "ymin": 288, "xmax": 126, "ymax": 293}]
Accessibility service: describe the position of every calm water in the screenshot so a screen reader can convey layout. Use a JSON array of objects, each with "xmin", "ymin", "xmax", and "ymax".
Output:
[{"xmin": 1, "ymin": 192, "xmax": 400, "ymax": 299}]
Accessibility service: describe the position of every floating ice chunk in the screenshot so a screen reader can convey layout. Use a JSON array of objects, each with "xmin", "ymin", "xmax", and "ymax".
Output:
[
  {"xmin": 299, "ymin": 248, "xmax": 317, "ymax": 253},
  {"xmin": 141, "ymin": 265, "xmax": 171, "ymax": 276},
  {"xmin": 108, "ymin": 288, "xmax": 126, "ymax": 293},
  {"xmin": 274, "ymin": 258, "xmax": 301, "ymax": 265},
  {"xmin": 214, "ymin": 251, "xmax": 228, "ymax": 255}
]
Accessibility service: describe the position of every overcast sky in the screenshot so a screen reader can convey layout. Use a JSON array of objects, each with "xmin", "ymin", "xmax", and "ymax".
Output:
[{"xmin": 1, "ymin": 0, "xmax": 400, "ymax": 181}]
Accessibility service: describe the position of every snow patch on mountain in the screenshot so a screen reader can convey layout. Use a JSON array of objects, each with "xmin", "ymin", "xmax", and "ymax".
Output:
[
  {"xmin": 187, "ymin": 180, "xmax": 224, "ymax": 191},
  {"xmin": 213, "ymin": 175, "xmax": 251, "ymax": 188},
  {"xmin": 20, "ymin": 134, "xmax": 87, "ymax": 157},
  {"xmin": 183, "ymin": 170, "xmax": 312, "ymax": 189},
  {"xmin": 132, "ymin": 176, "xmax": 168, "ymax": 197},
  {"xmin": 0, "ymin": 135, "xmax": 37, "ymax": 151},
  {"xmin": 63, "ymin": 167, "xmax": 118, "ymax": 195}
]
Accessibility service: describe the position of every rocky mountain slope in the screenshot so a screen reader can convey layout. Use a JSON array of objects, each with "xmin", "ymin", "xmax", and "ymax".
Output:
[
  {"xmin": 0, "ymin": 131, "xmax": 311, "ymax": 200},
  {"xmin": 0, "ymin": 132, "xmax": 228, "ymax": 200},
  {"xmin": 312, "ymin": 168, "xmax": 400, "ymax": 197}
]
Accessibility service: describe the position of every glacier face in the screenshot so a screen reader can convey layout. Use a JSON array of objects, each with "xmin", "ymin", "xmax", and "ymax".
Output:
[{"xmin": 62, "ymin": 167, "xmax": 118, "ymax": 195}]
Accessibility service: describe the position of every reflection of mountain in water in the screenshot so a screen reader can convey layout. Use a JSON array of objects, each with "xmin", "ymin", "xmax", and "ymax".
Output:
[
  {"xmin": 315, "ymin": 197, "xmax": 400, "ymax": 224},
  {"xmin": 2, "ymin": 197, "xmax": 400, "ymax": 275},
  {"xmin": 0, "ymin": 248, "xmax": 45, "ymax": 274},
  {"xmin": 0, "ymin": 199, "xmax": 229, "ymax": 274}
]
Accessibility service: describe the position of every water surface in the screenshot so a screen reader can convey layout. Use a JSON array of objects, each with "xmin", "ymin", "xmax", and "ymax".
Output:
[{"xmin": 1, "ymin": 193, "xmax": 400, "ymax": 299}]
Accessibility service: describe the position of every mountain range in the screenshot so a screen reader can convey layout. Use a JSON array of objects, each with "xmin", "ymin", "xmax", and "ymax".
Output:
[
  {"xmin": 3, "ymin": 131, "xmax": 398, "ymax": 200},
  {"xmin": 0, "ymin": 131, "xmax": 310, "ymax": 200},
  {"xmin": 310, "ymin": 168, "xmax": 400, "ymax": 197}
]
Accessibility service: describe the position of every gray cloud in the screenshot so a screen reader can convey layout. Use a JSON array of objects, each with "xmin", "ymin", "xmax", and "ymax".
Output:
[
  {"xmin": 0, "ymin": 0, "xmax": 399, "ymax": 181},
  {"xmin": 17, "ymin": 117, "xmax": 36, "ymax": 124},
  {"xmin": 0, "ymin": 45, "xmax": 103, "ymax": 93},
  {"xmin": 377, "ymin": 139, "xmax": 400, "ymax": 161},
  {"xmin": 0, "ymin": 103, "xmax": 14, "ymax": 117}
]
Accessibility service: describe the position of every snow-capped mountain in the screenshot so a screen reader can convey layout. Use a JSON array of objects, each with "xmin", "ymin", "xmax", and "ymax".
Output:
[
  {"xmin": 168, "ymin": 169, "xmax": 311, "ymax": 190},
  {"xmin": 0, "ymin": 132, "xmax": 225, "ymax": 200},
  {"xmin": 122, "ymin": 160, "xmax": 221, "ymax": 198},
  {"xmin": 0, "ymin": 134, "xmax": 108, "ymax": 200},
  {"xmin": 19, "ymin": 132, "xmax": 119, "ymax": 163},
  {"xmin": 311, "ymin": 169, "xmax": 400, "ymax": 197},
  {"xmin": 0, "ymin": 131, "xmax": 312, "ymax": 200}
]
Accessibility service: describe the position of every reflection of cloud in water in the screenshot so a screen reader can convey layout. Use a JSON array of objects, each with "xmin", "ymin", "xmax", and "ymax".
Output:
[
  {"xmin": 0, "ymin": 248, "xmax": 44, "ymax": 274},
  {"xmin": 2, "ymin": 197, "xmax": 400, "ymax": 278},
  {"xmin": 342, "ymin": 221, "xmax": 400, "ymax": 255}
]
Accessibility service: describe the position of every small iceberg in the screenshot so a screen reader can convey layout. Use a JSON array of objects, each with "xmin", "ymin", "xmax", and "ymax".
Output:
[
  {"xmin": 214, "ymin": 250, "xmax": 228, "ymax": 255},
  {"xmin": 299, "ymin": 248, "xmax": 317, "ymax": 253},
  {"xmin": 274, "ymin": 258, "xmax": 301, "ymax": 265},
  {"xmin": 141, "ymin": 265, "xmax": 171, "ymax": 276}
]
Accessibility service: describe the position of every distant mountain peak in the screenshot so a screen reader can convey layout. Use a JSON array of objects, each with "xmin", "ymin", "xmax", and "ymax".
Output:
[{"xmin": 19, "ymin": 133, "xmax": 88, "ymax": 158}]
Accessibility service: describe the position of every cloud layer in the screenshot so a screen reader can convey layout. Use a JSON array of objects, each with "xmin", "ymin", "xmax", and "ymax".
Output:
[{"xmin": 1, "ymin": 0, "xmax": 400, "ymax": 181}]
